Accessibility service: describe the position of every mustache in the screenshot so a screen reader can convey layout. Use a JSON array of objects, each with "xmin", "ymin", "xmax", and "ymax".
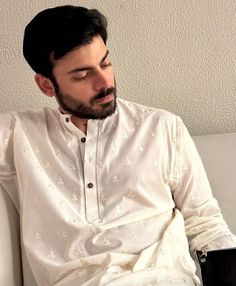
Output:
[{"xmin": 92, "ymin": 87, "xmax": 116, "ymax": 101}]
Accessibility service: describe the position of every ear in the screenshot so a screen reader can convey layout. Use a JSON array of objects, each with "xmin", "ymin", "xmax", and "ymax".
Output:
[{"xmin": 34, "ymin": 74, "xmax": 56, "ymax": 97}]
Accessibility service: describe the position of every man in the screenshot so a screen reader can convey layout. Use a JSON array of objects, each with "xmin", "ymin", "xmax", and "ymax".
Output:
[{"xmin": 1, "ymin": 5, "xmax": 236, "ymax": 286}]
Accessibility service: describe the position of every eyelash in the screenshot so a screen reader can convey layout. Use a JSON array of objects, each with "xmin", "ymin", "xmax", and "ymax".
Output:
[
  {"xmin": 101, "ymin": 62, "xmax": 112, "ymax": 69},
  {"xmin": 74, "ymin": 74, "xmax": 88, "ymax": 81},
  {"xmin": 73, "ymin": 62, "xmax": 112, "ymax": 81}
]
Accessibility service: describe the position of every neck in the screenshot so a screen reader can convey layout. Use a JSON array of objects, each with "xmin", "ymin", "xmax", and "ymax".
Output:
[{"xmin": 71, "ymin": 116, "xmax": 88, "ymax": 135}]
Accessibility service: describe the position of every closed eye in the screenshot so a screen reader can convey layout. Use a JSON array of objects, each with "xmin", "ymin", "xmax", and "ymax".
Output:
[
  {"xmin": 101, "ymin": 62, "xmax": 112, "ymax": 69},
  {"xmin": 72, "ymin": 72, "xmax": 89, "ymax": 81}
]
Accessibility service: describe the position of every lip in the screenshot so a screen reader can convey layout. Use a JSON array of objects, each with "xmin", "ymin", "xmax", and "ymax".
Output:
[{"xmin": 95, "ymin": 94, "xmax": 114, "ymax": 104}]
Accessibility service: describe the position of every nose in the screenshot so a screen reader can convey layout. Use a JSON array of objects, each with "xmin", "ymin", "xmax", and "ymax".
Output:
[{"xmin": 94, "ymin": 70, "xmax": 111, "ymax": 91}]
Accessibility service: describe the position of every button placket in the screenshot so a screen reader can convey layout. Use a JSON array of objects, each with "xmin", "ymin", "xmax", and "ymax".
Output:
[{"xmin": 83, "ymin": 122, "xmax": 100, "ymax": 223}]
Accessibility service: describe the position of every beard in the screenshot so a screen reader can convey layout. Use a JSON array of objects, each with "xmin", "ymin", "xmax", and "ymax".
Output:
[{"xmin": 55, "ymin": 85, "xmax": 117, "ymax": 120}]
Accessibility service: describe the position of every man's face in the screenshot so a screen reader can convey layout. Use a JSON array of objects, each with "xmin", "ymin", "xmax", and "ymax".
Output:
[{"xmin": 51, "ymin": 35, "xmax": 116, "ymax": 119}]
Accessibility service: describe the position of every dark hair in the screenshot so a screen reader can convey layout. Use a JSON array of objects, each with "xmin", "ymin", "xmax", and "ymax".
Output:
[{"xmin": 23, "ymin": 5, "xmax": 108, "ymax": 78}]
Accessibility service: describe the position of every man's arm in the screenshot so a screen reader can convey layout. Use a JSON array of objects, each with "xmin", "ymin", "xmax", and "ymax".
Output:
[
  {"xmin": 0, "ymin": 176, "xmax": 22, "ymax": 285},
  {"xmin": 0, "ymin": 113, "xmax": 18, "ymax": 209},
  {"xmin": 170, "ymin": 117, "xmax": 236, "ymax": 253},
  {"xmin": 0, "ymin": 113, "xmax": 22, "ymax": 285}
]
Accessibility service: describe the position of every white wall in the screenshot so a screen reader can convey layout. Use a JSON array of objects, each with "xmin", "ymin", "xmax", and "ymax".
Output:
[{"xmin": 1, "ymin": 0, "xmax": 236, "ymax": 135}]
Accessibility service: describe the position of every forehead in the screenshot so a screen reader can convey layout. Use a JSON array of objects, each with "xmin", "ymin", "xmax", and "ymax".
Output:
[{"xmin": 52, "ymin": 35, "xmax": 107, "ymax": 73}]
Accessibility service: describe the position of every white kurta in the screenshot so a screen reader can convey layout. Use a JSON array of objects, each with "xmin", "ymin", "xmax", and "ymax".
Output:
[{"xmin": 1, "ymin": 99, "xmax": 235, "ymax": 285}]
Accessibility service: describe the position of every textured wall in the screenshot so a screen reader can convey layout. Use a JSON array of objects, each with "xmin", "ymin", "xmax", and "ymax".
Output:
[{"xmin": 1, "ymin": 0, "xmax": 236, "ymax": 135}]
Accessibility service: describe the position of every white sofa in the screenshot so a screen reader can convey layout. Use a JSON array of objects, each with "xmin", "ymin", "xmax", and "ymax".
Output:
[{"xmin": 1, "ymin": 132, "xmax": 236, "ymax": 285}]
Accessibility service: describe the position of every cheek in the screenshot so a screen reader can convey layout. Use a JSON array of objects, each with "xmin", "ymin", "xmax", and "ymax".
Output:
[
  {"xmin": 59, "ymin": 81, "xmax": 89, "ymax": 95},
  {"xmin": 69, "ymin": 85, "xmax": 96, "ymax": 102}
]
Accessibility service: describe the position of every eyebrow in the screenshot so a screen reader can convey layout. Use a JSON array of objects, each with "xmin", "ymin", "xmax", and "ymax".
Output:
[{"xmin": 67, "ymin": 50, "xmax": 110, "ymax": 74}]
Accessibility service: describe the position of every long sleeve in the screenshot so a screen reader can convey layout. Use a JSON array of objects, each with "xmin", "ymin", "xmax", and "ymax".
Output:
[
  {"xmin": 0, "ymin": 113, "xmax": 19, "ymax": 211},
  {"xmin": 171, "ymin": 117, "xmax": 236, "ymax": 253}
]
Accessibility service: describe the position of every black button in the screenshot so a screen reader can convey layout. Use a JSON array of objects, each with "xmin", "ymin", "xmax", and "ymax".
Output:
[
  {"xmin": 87, "ymin": 183, "xmax": 93, "ymax": 188},
  {"xmin": 81, "ymin": 137, "xmax": 86, "ymax": 143},
  {"xmin": 65, "ymin": 117, "xmax": 70, "ymax": 122}
]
